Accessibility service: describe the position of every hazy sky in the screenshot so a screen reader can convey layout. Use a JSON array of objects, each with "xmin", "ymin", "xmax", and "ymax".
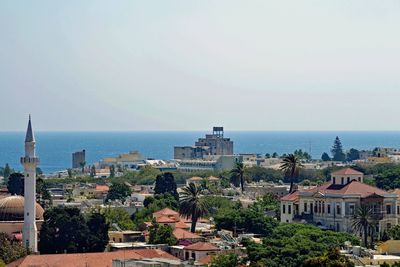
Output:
[{"xmin": 1, "ymin": 1, "xmax": 400, "ymax": 131}]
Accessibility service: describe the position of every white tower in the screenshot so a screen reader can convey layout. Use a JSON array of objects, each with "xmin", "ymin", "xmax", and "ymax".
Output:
[{"xmin": 20, "ymin": 115, "xmax": 39, "ymax": 252}]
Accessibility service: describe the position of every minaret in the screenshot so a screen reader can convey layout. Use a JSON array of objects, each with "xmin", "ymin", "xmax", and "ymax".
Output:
[{"xmin": 20, "ymin": 115, "xmax": 39, "ymax": 252}]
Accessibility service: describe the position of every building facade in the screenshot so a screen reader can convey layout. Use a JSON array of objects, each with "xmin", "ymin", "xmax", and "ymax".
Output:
[
  {"xmin": 174, "ymin": 127, "xmax": 233, "ymax": 160},
  {"xmin": 281, "ymin": 168, "xmax": 398, "ymax": 236},
  {"xmin": 72, "ymin": 149, "xmax": 86, "ymax": 169}
]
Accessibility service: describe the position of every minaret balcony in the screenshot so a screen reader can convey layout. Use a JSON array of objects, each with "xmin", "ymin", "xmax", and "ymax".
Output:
[{"xmin": 20, "ymin": 157, "xmax": 40, "ymax": 164}]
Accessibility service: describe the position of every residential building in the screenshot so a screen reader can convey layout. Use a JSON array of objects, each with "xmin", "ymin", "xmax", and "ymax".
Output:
[
  {"xmin": 174, "ymin": 127, "xmax": 233, "ymax": 160},
  {"xmin": 8, "ymin": 249, "xmax": 179, "ymax": 267},
  {"xmin": 72, "ymin": 150, "xmax": 86, "ymax": 169},
  {"xmin": 280, "ymin": 168, "xmax": 398, "ymax": 236},
  {"xmin": 176, "ymin": 155, "xmax": 242, "ymax": 173}
]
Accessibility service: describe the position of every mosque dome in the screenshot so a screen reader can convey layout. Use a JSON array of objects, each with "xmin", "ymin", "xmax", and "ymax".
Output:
[{"xmin": 0, "ymin": 196, "xmax": 44, "ymax": 221}]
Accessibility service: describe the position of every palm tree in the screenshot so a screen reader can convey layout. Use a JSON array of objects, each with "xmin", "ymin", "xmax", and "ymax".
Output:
[
  {"xmin": 179, "ymin": 182, "xmax": 208, "ymax": 233},
  {"xmin": 80, "ymin": 161, "xmax": 86, "ymax": 174},
  {"xmin": 352, "ymin": 205, "xmax": 374, "ymax": 248},
  {"xmin": 231, "ymin": 162, "xmax": 246, "ymax": 193},
  {"xmin": 280, "ymin": 154, "xmax": 303, "ymax": 193}
]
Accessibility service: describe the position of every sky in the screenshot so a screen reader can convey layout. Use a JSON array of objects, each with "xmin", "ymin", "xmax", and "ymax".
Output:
[{"xmin": 1, "ymin": 1, "xmax": 400, "ymax": 131}]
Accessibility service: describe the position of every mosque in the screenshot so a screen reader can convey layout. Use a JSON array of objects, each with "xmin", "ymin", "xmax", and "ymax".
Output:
[{"xmin": 0, "ymin": 116, "xmax": 42, "ymax": 252}]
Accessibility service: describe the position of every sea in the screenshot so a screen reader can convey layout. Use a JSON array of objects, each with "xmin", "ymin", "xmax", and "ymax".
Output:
[{"xmin": 1, "ymin": 131, "xmax": 400, "ymax": 174}]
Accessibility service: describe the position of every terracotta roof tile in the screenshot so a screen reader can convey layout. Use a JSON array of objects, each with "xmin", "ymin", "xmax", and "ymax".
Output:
[
  {"xmin": 153, "ymin": 208, "xmax": 179, "ymax": 218},
  {"xmin": 331, "ymin": 168, "xmax": 363, "ymax": 176},
  {"xmin": 173, "ymin": 228, "xmax": 202, "ymax": 239},
  {"xmin": 156, "ymin": 215, "xmax": 177, "ymax": 223},
  {"xmin": 196, "ymin": 255, "xmax": 214, "ymax": 265},
  {"xmin": 8, "ymin": 249, "xmax": 178, "ymax": 267},
  {"xmin": 281, "ymin": 190, "xmax": 299, "ymax": 202},
  {"xmin": 174, "ymin": 220, "xmax": 190, "ymax": 229},
  {"xmin": 184, "ymin": 242, "xmax": 220, "ymax": 251},
  {"xmin": 308, "ymin": 181, "xmax": 388, "ymax": 198}
]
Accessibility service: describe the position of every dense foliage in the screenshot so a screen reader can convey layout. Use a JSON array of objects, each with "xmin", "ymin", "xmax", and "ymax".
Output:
[
  {"xmin": 0, "ymin": 233, "xmax": 27, "ymax": 264},
  {"xmin": 148, "ymin": 222, "xmax": 177, "ymax": 246},
  {"xmin": 210, "ymin": 253, "xmax": 240, "ymax": 267},
  {"xmin": 244, "ymin": 223, "xmax": 359, "ymax": 267},
  {"xmin": 154, "ymin": 172, "xmax": 179, "ymax": 200},
  {"xmin": 106, "ymin": 182, "xmax": 132, "ymax": 203},
  {"xmin": 331, "ymin": 136, "xmax": 346, "ymax": 162},
  {"xmin": 102, "ymin": 207, "xmax": 135, "ymax": 230},
  {"xmin": 39, "ymin": 207, "xmax": 109, "ymax": 254},
  {"xmin": 303, "ymin": 248, "xmax": 354, "ymax": 267},
  {"xmin": 7, "ymin": 173, "xmax": 24, "ymax": 195}
]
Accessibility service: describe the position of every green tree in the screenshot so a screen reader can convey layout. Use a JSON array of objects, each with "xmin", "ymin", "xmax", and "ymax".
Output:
[
  {"xmin": 103, "ymin": 207, "xmax": 135, "ymax": 230},
  {"xmin": 347, "ymin": 148, "xmax": 360, "ymax": 162},
  {"xmin": 321, "ymin": 152, "xmax": 331, "ymax": 161},
  {"xmin": 106, "ymin": 183, "xmax": 132, "ymax": 203},
  {"xmin": 110, "ymin": 165, "xmax": 115, "ymax": 178},
  {"xmin": 388, "ymin": 225, "xmax": 400, "ymax": 240},
  {"xmin": 90, "ymin": 165, "xmax": 96, "ymax": 177},
  {"xmin": 272, "ymin": 152, "xmax": 278, "ymax": 158},
  {"xmin": 154, "ymin": 172, "xmax": 178, "ymax": 200},
  {"xmin": 7, "ymin": 173, "xmax": 24, "ymax": 196},
  {"xmin": 39, "ymin": 207, "xmax": 108, "ymax": 254},
  {"xmin": 179, "ymin": 183, "xmax": 208, "ymax": 233},
  {"xmin": 0, "ymin": 233, "xmax": 27, "ymax": 264},
  {"xmin": 303, "ymin": 248, "xmax": 354, "ymax": 267},
  {"xmin": 86, "ymin": 213, "xmax": 109, "ymax": 252},
  {"xmin": 352, "ymin": 205, "xmax": 374, "ymax": 248},
  {"xmin": 148, "ymin": 221, "xmax": 177, "ymax": 245},
  {"xmin": 67, "ymin": 168, "xmax": 73, "ymax": 178},
  {"xmin": 265, "ymin": 153, "xmax": 271, "ymax": 158},
  {"xmin": 80, "ymin": 161, "xmax": 86, "ymax": 173},
  {"xmin": 3, "ymin": 164, "xmax": 11, "ymax": 179},
  {"xmin": 231, "ymin": 162, "xmax": 246, "ymax": 192},
  {"xmin": 280, "ymin": 154, "xmax": 303, "ymax": 193},
  {"xmin": 210, "ymin": 253, "xmax": 240, "ymax": 267},
  {"xmin": 331, "ymin": 136, "xmax": 346, "ymax": 162},
  {"xmin": 36, "ymin": 176, "xmax": 52, "ymax": 208}
]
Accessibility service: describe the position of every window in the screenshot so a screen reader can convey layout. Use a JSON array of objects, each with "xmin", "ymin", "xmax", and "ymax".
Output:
[
  {"xmin": 327, "ymin": 204, "xmax": 331, "ymax": 214},
  {"xmin": 314, "ymin": 204, "xmax": 317, "ymax": 213},
  {"xmin": 347, "ymin": 177, "xmax": 350, "ymax": 183},
  {"xmin": 336, "ymin": 204, "xmax": 341, "ymax": 215},
  {"xmin": 288, "ymin": 205, "xmax": 292, "ymax": 214},
  {"xmin": 386, "ymin": 205, "xmax": 392, "ymax": 215},
  {"xmin": 304, "ymin": 203, "xmax": 307, "ymax": 212},
  {"xmin": 282, "ymin": 204, "xmax": 286, "ymax": 214},
  {"xmin": 322, "ymin": 202, "xmax": 325, "ymax": 213},
  {"xmin": 397, "ymin": 206, "xmax": 399, "ymax": 215},
  {"xmin": 341, "ymin": 177, "xmax": 344, "ymax": 184},
  {"xmin": 358, "ymin": 177, "xmax": 361, "ymax": 182},
  {"xmin": 333, "ymin": 177, "xmax": 336, "ymax": 184},
  {"xmin": 349, "ymin": 205, "xmax": 355, "ymax": 215}
]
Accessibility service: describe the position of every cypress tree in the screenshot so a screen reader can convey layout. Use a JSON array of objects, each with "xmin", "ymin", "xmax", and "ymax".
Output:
[{"xmin": 331, "ymin": 136, "xmax": 346, "ymax": 162}]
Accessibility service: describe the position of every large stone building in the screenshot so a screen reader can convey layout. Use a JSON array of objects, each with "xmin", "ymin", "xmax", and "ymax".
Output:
[
  {"xmin": 174, "ymin": 127, "xmax": 233, "ymax": 160},
  {"xmin": 280, "ymin": 168, "xmax": 398, "ymax": 236}
]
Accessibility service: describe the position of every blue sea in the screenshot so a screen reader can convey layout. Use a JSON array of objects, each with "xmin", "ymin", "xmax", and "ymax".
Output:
[{"xmin": 1, "ymin": 131, "xmax": 400, "ymax": 174}]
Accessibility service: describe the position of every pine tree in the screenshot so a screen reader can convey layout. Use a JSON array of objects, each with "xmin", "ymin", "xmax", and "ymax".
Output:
[
  {"xmin": 3, "ymin": 164, "xmax": 11, "ymax": 179},
  {"xmin": 331, "ymin": 136, "xmax": 346, "ymax": 162}
]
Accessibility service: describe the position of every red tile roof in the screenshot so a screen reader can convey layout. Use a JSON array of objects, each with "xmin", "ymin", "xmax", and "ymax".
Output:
[
  {"xmin": 196, "ymin": 255, "xmax": 214, "ymax": 265},
  {"xmin": 308, "ymin": 181, "xmax": 388, "ymax": 198},
  {"xmin": 281, "ymin": 190, "xmax": 299, "ymax": 202},
  {"xmin": 156, "ymin": 215, "xmax": 177, "ymax": 223},
  {"xmin": 184, "ymin": 242, "xmax": 220, "ymax": 251},
  {"xmin": 8, "ymin": 249, "xmax": 178, "ymax": 267},
  {"xmin": 188, "ymin": 176, "xmax": 204, "ymax": 181},
  {"xmin": 95, "ymin": 185, "xmax": 110, "ymax": 192},
  {"xmin": 173, "ymin": 228, "xmax": 202, "ymax": 240},
  {"xmin": 153, "ymin": 208, "xmax": 179, "ymax": 218},
  {"xmin": 331, "ymin": 168, "xmax": 363, "ymax": 176},
  {"xmin": 281, "ymin": 181, "xmax": 388, "ymax": 201},
  {"xmin": 174, "ymin": 220, "xmax": 190, "ymax": 229}
]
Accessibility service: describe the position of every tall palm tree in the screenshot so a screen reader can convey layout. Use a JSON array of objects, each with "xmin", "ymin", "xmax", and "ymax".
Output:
[
  {"xmin": 231, "ymin": 162, "xmax": 246, "ymax": 193},
  {"xmin": 179, "ymin": 182, "xmax": 208, "ymax": 233},
  {"xmin": 280, "ymin": 154, "xmax": 303, "ymax": 193},
  {"xmin": 352, "ymin": 205, "xmax": 374, "ymax": 248}
]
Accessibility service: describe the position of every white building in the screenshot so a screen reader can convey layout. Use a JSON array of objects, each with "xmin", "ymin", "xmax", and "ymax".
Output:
[{"xmin": 281, "ymin": 168, "xmax": 398, "ymax": 236}]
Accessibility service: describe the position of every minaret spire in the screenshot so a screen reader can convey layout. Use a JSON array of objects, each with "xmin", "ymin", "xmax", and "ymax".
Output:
[
  {"xmin": 21, "ymin": 115, "xmax": 39, "ymax": 252},
  {"xmin": 25, "ymin": 114, "xmax": 35, "ymax": 143}
]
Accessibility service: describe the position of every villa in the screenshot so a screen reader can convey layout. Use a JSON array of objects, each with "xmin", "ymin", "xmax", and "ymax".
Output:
[{"xmin": 281, "ymin": 168, "xmax": 398, "ymax": 235}]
